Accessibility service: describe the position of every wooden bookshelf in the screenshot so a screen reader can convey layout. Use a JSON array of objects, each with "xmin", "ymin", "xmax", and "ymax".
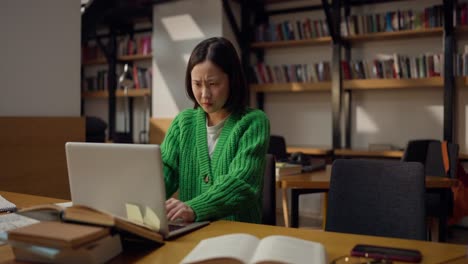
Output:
[
  {"xmin": 118, "ymin": 54, "xmax": 152, "ymax": 62},
  {"xmin": 344, "ymin": 27, "xmax": 443, "ymax": 43},
  {"xmin": 252, "ymin": 82, "xmax": 331, "ymax": 93},
  {"xmin": 334, "ymin": 148, "xmax": 404, "ymax": 159},
  {"xmin": 456, "ymin": 25, "xmax": 468, "ymax": 36},
  {"xmin": 82, "ymin": 54, "xmax": 152, "ymax": 66},
  {"xmin": 344, "ymin": 77, "xmax": 444, "ymax": 90},
  {"xmin": 82, "ymin": 58, "xmax": 107, "ymax": 65},
  {"xmin": 82, "ymin": 88, "xmax": 151, "ymax": 98},
  {"xmin": 251, "ymin": 37, "xmax": 331, "ymax": 49}
]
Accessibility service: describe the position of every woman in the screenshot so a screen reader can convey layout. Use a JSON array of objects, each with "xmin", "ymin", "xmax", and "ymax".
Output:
[{"xmin": 162, "ymin": 37, "xmax": 270, "ymax": 224}]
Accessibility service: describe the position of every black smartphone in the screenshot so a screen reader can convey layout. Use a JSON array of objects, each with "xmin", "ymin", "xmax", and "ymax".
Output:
[{"xmin": 351, "ymin": 244, "xmax": 423, "ymax": 263}]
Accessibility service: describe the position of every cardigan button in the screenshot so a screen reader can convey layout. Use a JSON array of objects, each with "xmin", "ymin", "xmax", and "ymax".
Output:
[{"xmin": 204, "ymin": 175, "xmax": 210, "ymax": 183}]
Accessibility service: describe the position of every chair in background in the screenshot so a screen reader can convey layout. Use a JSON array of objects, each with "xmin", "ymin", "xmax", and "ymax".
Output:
[
  {"xmin": 326, "ymin": 159, "xmax": 426, "ymax": 240},
  {"xmin": 262, "ymin": 154, "xmax": 276, "ymax": 226},
  {"xmin": 268, "ymin": 134, "xmax": 326, "ymax": 227},
  {"xmin": 268, "ymin": 135, "xmax": 288, "ymax": 162},
  {"xmin": 402, "ymin": 139, "xmax": 459, "ymax": 241},
  {"xmin": 85, "ymin": 116, "xmax": 107, "ymax": 143}
]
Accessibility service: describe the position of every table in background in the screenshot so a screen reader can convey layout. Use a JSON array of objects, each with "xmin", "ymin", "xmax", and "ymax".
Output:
[{"xmin": 277, "ymin": 170, "xmax": 458, "ymax": 242}]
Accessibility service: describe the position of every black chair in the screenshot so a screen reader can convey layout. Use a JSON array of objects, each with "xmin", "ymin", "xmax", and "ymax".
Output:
[
  {"xmin": 326, "ymin": 159, "xmax": 426, "ymax": 240},
  {"xmin": 85, "ymin": 116, "xmax": 107, "ymax": 142},
  {"xmin": 268, "ymin": 135, "xmax": 288, "ymax": 162},
  {"xmin": 402, "ymin": 139, "xmax": 459, "ymax": 241},
  {"xmin": 262, "ymin": 154, "xmax": 276, "ymax": 225}
]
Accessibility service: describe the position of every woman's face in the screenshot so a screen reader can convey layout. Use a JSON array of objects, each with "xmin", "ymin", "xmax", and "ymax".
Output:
[{"xmin": 191, "ymin": 60, "xmax": 230, "ymax": 115}]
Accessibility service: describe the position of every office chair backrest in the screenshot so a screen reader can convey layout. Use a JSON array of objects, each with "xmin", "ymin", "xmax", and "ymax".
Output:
[
  {"xmin": 402, "ymin": 139, "xmax": 459, "ymax": 178},
  {"xmin": 268, "ymin": 135, "xmax": 288, "ymax": 162},
  {"xmin": 262, "ymin": 154, "xmax": 276, "ymax": 225},
  {"xmin": 326, "ymin": 159, "xmax": 426, "ymax": 240}
]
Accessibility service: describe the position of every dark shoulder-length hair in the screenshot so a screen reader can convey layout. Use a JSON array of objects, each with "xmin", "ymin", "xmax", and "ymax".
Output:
[{"xmin": 185, "ymin": 37, "xmax": 248, "ymax": 113}]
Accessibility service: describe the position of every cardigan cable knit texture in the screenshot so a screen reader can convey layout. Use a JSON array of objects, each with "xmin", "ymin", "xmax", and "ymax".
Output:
[{"xmin": 161, "ymin": 107, "xmax": 270, "ymax": 223}]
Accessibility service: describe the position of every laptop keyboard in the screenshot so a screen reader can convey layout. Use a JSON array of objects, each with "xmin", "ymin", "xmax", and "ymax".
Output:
[{"xmin": 168, "ymin": 221, "xmax": 188, "ymax": 232}]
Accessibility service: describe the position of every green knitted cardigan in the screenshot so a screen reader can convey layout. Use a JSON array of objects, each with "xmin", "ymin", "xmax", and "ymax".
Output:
[{"xmin": 161, "ymin": 107, "xmax": 270, "ymax": 223}]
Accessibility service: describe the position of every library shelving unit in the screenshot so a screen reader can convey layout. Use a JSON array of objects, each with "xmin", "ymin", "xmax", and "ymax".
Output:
[
  {"xmin": 81, "ymin": 49, "xmax": 153, "ymax": 143},
  {"xmin": 80, "ymin": 0, "xmax": 156, "ymax": 143},
  {"xmin": 81, "ymin": 52, "xmax": 152, "ymax": 99},
  {"xmin": 247, "ymin": 0, "xmax": 465, "ymax": 158}
]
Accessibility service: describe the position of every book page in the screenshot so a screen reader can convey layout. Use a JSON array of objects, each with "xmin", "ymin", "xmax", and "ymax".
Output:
[
  {"xmin": 0, "ymin": 214, "xmax": 39, "ymax": 246},
  {"xmin": 251, "ymin": 235, "xmax": 326, "ymax": 264},
  {"xmin": 0, "ymin": 195, "xmax": 16, "ymax": 212},
  {"xmin": 181, "ymin": 233, "xmax": 260, "ymax": 264}
]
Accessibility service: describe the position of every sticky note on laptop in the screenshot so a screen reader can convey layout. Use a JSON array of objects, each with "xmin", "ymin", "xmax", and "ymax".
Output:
[{"xmin": 125, "ymin": 203, "xmax": 160, "ymax": 231}]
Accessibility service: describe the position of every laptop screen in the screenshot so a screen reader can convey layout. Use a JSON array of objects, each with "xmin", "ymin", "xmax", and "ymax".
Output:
[{"xmin": 65, "ymin": 142, "xmax": 170, "ymax": 236}]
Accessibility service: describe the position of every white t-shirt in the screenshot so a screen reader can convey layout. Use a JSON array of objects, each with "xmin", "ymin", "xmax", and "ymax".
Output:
[{"xmin": 207, "ymin": 117, "xmax": 228, "ymax": 158}]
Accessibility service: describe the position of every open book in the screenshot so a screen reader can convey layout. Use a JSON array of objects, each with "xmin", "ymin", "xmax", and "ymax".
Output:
[
  {"xmin": 180, "ymin": 233, "xmax": 327, "ymax": 264},
  {"xmin": 17, "ymin": 204, "xmax": 164, "ymax": 245}
]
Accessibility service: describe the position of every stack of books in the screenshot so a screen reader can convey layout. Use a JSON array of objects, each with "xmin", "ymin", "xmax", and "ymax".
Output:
[
  {"xmin": 2, "ymin": 203, "xmax": 167, "ymax": 263},
  {"xmin": 275, "ymin": 162, "xmax": 303, "ymax": 179},
  {"xmin": 7, "ymin": 221, "xmax": 122, "ymax": 263}
]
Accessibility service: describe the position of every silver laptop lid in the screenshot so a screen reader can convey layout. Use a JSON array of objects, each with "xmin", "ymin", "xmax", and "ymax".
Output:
[{"xmin": 65, "ymin": 142, "xmax": 170, "ymax": 236}]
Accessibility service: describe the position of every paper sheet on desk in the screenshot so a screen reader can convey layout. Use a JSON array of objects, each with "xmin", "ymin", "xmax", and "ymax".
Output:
[{"xmin": 0, "ymin": 214, "xmax": 39, "ymax": 245}]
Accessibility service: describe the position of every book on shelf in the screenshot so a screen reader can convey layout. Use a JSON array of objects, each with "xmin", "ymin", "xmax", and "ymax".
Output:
[
  {"xmin": 180, "ymin": 233, "xmax": 327, "ymax": 264},
  {"xmin": 276, "ymin": 162, "xmax": 302, "ymax": 179},
  {"xmin": 5, "ymin": 221, "xmax": 121, "ymax": 264},
  {"xmin": 17, "ymin": 204, "xmax": 164, "ymax": 245}
]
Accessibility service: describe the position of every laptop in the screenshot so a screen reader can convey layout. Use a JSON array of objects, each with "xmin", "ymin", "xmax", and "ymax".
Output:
[{"xmin": 65, "ymin": 142, "xmax": 209, "ymax": 240}]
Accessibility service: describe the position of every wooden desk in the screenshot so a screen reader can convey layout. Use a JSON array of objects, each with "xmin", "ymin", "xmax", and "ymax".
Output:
[
  {"xmin": 277, "ymin": 170, "xmax": 458, "ymax": 242},
  {"xmin": 334, "ymin": 148, "xmax": 404, "ymax": 159},
  {"xmin": 1, "ymin": 191, "xmax": 467, "ymax": 264}
]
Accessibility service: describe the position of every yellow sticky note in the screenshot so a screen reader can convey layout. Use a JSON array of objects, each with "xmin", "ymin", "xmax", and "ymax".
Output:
[
  {"xmin": 143, "ymin": 206, "xmax": 161, "ymax": 231},
  {"xmin": 125, "ymin": 203, "xmax": 144, "ymax": 225}
]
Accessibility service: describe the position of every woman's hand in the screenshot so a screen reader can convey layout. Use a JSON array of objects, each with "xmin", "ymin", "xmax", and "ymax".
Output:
[{"xmin": 165, "ymin": 198, "xmax": 195, "ymax": 222}]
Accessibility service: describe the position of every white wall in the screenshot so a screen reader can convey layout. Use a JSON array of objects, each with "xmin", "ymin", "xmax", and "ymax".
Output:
[
  {"xmin": 152, "ymin": 0, "xmax": 224, "ymax": 118},
  {"xmin": 0, "ymin": 0, "xmax": 81, "ymax": 116}
]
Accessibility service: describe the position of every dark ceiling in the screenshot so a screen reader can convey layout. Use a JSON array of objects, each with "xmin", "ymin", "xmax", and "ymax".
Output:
[{"xmin": 81, "ymin": 0, "xmax": 173, "ymax": 40}]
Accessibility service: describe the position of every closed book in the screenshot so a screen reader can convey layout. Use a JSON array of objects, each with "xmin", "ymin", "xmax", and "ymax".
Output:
[
  {"xmin": 10, "ymin": 233, "xmax": 122, "ymax": 264},
  {"xmin": 276, "ymin": 162, "xmax": 302, "ymax": 179},
  {"xmin": 8, "ymin": 222, "xmax": 109, "ymax": 249}
]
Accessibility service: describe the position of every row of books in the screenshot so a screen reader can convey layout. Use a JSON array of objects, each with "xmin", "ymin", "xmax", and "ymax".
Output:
[
  {"xmin": 82, "ymin": 35, "xmax": 151, "ymax": 63},
  {"xmin": 255, "ymin": 19, "xmax": 329, "ymax": 42},
  {"xmin": 341, "ymin": 8, "xmax": 441, "ymax": 37},
  {"xmin": 342, "ymin": 53, "xmax": 443, "ymax": 80},
  {"xmin": 83, "ymin": 70, "xmax": 108, "ymax": 91},
  {"xmin": 117, "ymin": 35, "xmax": 152, "ymax": 57},
  {"xmin": 82, "ymin": 66, "xmax": 152, "ymax": 92},
  {"xmin": 254, "ymin": 3, "xmax": 468, "ymax": 42},
  {"xmin": 455, "ymin": 52, "xmax": 468, "ymax": 77},
  {"xmin": 251, "ymin": 62, "xmax": 331, "ymax": 84},
  {"xmin": 82, "ymin": 44, "xmax": 105, "ymax": 62},
  {"xmin": 132, "ymin": 66, "xmax": 153, "ymax": 90},
  {"xmin": 456, "ymin": 2, "xmax": 468, "ymax": 26}
]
